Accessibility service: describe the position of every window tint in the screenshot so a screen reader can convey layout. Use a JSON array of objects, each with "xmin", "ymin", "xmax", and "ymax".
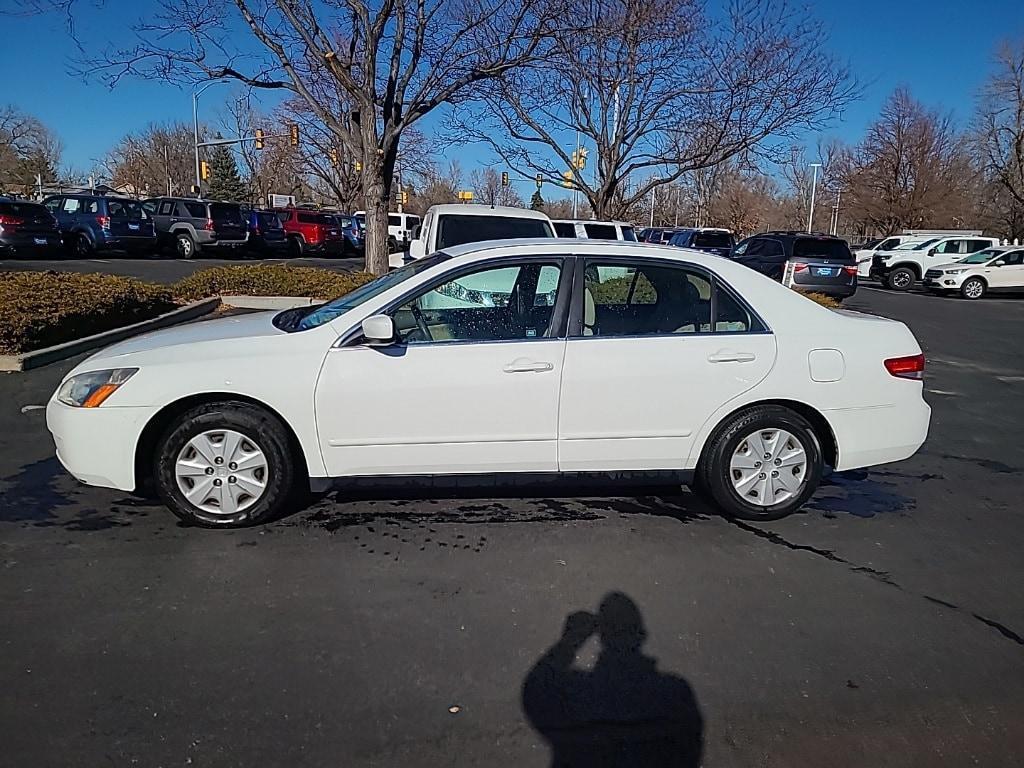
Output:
[
  {"xmin": 732, "ymin": 239, "xmax": 751, "ymax": 256},
  {"xmin": 583, "ymin": 223, "xmax": 618, "ymax": 240},
  {"xmin": 935, "ymin": 239, "xmax": 963, "ymax": 254},
  {"xmin": 184, "ymin": 202, "xmax": 207, "ymax": 218},
  {"xmin": 298, "ymin": 213, "xmax": 320, "ymax": 224},
  {"xmin": 388, "ymin": 214, "xmax": 402, "ymax": 227},
  {"xmin": 791, "ymin": 238, "xmax": 851, "ymax": 261},
  {"xmin": 621, "ymin": 226, "xmax": 637, "ymax": 242},
  {"xmin": 82, "ymin": 199, "xmax": 99, "ymax": 215},
  {"xmin": 1002, "ymin": 251, "xmax": 1024, "ymax": 265},
  {"xmin": 759, "ymin": 240, "xmax": 785, "ymax": 259},
  {"xmin": 0, "ymin": 201, "xmax": 49, "ymax": 218},
  {"xmin": 583, "ymin": 262, "xmax": 711, "ymax": 336},
  {"xmin": 61, "ymin": 198, "xmax": 82, "ymax": 214},
  {"xmin": 256, "ymin": 211, "xmax": 282, "ymax": 229},
  {"xmin": 209, "ymin": 203, "xmax": 241, "ymax": 222},
  {"xmin": 407, "ymin": 216, "xmax": 420, "ymax": 227},
  {"xmin": 43, "ymin": 197, "xmax": 61, "ymax": 212},
  {"xmin": 877, "ymin": 237, "xmax": 901, "ymax": 251},
  {"xmin": 968, "ymin": 239, "xmax": 992, "ymax": 252},
  {"xmin": 693, "ymin": 231, "xmax": 733, "ymax": 249},
  {"xmin": 393, "ymin": 262, "xmax": 562, "ymax": 344},
  {"xmin": 436, "ymin": 215, "xmax": 552, "ymax": 250},
  {"xmin": 107, "ymin": 200, "xmax": 146, "ymax": 219},
  {"xmin": 553, "ymin": 222, "xmax": 577, "ymax": 238},
  {"xmin": 158, "ymin": 201, "xmax": 175, "ymax": 215},
  {"xmin": 277, "ymin": 211, "xmax": 292, "ymax": 223}
]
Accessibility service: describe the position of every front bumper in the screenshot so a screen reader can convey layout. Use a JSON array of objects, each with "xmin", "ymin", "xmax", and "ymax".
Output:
[
  {"xmin": 923, "ymin": 271, "xmax": 966, "ymax": 290},
  {"xmin": 46, "ymin": 400, "xmax": 154, "ymax": 491}
]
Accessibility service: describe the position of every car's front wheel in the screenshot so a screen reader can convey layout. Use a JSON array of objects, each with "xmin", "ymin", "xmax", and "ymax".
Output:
[
  {"xmin": 154, "ymin": 401, "xmax": 298, "ymax": 527},
  {"xmin": 885, "ymin": 267, "xmax": 916, "ymax": 291},
  {"xmin": 175, "ymin": 233, "xmax": 196, "ymax": 259},
  {"xmin": 699, "ymin": 406, "xmax": 824, "ymax": 521},
  {"xmin": 960, "ymin": 277, "xmax": 986, "ymax": 300}
]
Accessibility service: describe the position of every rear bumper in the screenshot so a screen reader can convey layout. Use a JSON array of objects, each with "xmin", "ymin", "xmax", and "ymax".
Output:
[
  {"xmin": 0, "ymin": 233, "xmax": 63, "ymax": 255},
  {"xmin": 46, "ymin": 399, "xmax": 153, "ymax": 492},
  {"xmin": 793, "ymin": 278, "xmax": 857, "ymax": 298},
  {"xmin": 826, "ymin": 396, "xmax": 931, "ymax": 471}
]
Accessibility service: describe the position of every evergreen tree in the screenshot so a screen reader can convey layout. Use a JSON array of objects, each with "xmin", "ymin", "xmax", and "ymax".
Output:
[
  {"xmin": 530, "ymin": 188, "xmax": 544, "ymax": 210},
  {"xmin": 206, "ymin": 143, "xmax": 248, "ymax": 201}
]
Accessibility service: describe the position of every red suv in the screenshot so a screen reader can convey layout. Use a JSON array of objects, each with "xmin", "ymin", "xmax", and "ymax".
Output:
[{"xmin": 276, "ymin": 209, "xmax": 345, "ymax": 257}]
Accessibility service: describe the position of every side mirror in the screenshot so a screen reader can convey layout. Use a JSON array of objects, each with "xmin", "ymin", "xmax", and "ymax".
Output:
[
  {"xmin": 992, "ymin": 259, "xmax": 1006, "ymax": 267},
  {"xmin": 408, "ymin": 239, "xmax": 426, "ymax": 260},
  {"xmin": 927, "ymin": 248, "xmax": 937, "ymax": 256},
  {"xmin": 361, "ymin": 314, "xmax": 395, "ymax": 345}
]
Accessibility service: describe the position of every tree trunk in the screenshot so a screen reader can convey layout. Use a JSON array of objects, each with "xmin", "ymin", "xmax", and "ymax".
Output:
[{"xmin": 361, "ymin": 131, "xmax": 400, "ymax": 276}]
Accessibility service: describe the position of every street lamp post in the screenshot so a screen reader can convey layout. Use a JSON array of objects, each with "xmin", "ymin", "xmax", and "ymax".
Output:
[
  {"xmin": 807, "ymin": 162, "xmax": 822, "ymax": 233},
  {"xmin": 649, "ymin": 178, "xmax": 659, "ymax": 228},
  {"xmin": 192, "ymin": 80, "xmax": 224, "ymax": 195}
]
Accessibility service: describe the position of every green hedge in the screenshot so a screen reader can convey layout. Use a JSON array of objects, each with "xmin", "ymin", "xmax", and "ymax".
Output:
[
  {"xmin": 0, "ymin": 271, "xmax": 177, "ymax": 355},
  {"xmin": 173, "ymin": 264, "xmax": 374, "ymax": 302}
]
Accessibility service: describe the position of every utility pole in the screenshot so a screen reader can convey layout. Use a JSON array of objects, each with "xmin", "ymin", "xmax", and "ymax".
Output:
[
  {"xmin": 807, "ymin": 163, "xmax": 822, "ymax": 233},
  {"xmin": 192, "ymin": 80, "xmax": 223, "ymax": 195},
  {"xmin": 831, "ymin": 187, "xmax": 842, "ymax": 235},
  {"xmin": 572, "ymin": 130, "xmax": 580, "ymax": 219},
  {"xmin": 649, "ymin": 179, "xmax": 659, "ymax": 228}
]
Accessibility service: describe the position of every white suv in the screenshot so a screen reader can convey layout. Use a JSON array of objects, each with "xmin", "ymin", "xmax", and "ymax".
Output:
[
  {"xmin": 871, "ymin": 236, "xmax": 1000, "ymax": 290},
  {"xmin": 923, "ymin": 246, "xmax": 1024, "ymax": 299}
]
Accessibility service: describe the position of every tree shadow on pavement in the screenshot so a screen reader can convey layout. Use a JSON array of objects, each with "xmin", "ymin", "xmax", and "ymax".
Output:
[{"xmin": 523, "ymin": 592, "xmax": 704, "ymax": 768}]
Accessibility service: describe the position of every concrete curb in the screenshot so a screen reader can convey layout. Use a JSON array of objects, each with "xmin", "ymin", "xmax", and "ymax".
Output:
[
  {"xmin": 0, "ymin": 298, "xmax": 221, "ymax": 373},
  {"xmin": 220, "ymin": 295, "xmax": 318, "ymax": 310}
]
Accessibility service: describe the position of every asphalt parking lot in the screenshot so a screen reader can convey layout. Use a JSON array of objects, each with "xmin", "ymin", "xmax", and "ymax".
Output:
[{"xmin": 2, "ymin": 282, "xmax": 1023, "ymax": 767}]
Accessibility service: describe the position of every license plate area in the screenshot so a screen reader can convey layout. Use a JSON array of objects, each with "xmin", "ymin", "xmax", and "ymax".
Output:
[{"xmin": 34, "ymin": 237, "xmax": 48, "ymax": 245}]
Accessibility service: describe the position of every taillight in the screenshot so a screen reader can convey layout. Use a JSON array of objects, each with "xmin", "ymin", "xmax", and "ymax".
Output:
[
  {"xmin": 842, "ymin": 266, "xmax": 857, "ymax": 276},
  {"xmin": 0, "ymin": 214, "xmax": 24, "ymax": 232},
  {"xmin": 793, "ymin": 263, "xmax": 808, "ymax": 272},
  {"xmin": 884, "ymin": 354, "xmax": 925, "ymax": 380},
  {"xmin": 96, "ymin": 215, "xmax": 110, "ymax": 231},
  {"xmin": 204, "ymin": 219, "xmax": 215, "ymax": 231},
  {"xmin": 307, "ymin": 227, "xmax": 321, "ymax": 244}
]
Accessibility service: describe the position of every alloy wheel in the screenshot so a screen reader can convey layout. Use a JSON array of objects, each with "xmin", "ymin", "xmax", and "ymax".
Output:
[
  {"xmin": 174, "ymin": 429, "xmax": 269, "ymax": 522},
  {"xmin": 963, "ymin": 279, "xmax": 984, "ymax": 299},
  {"xmin": 729, "ymin": 428, "xmax": 808, "ymax": 507}
]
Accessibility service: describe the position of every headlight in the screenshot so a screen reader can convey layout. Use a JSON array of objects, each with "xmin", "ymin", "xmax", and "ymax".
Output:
[
  {"xmin": 945, "ymin": 269, "xmax": 967, "ymax": 275},
  {"xmin": 56, "ymin": 368, "xmax": 138, "ymax": 408}
]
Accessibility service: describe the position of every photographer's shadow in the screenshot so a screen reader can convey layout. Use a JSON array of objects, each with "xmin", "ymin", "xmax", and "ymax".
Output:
[{"xmin": 522, "ymin": 593, "xmax": 703, "ymax": 767}]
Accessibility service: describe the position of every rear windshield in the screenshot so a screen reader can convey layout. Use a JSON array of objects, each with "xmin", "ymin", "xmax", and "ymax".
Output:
[
  {"xmin": 210, "ymin": 203, "xmax": 242, "ymax": 222},
  {"xmin": 0, "ymin": 201, "xmax": 50, "ymax": 218},
  {"xmin": 437, "ymin": 215, "xmax": 553, "ymax": 250},
  {"xmin": 693, "ymin": 231, "xmax": 733, "ymax": 249},
  {"xmin": 107, "ymin": 200, "xmax": 148, "ymax": 219},
  {"xmin": 256, "ymin": 211, "xmax": 282, "ymax": 229},
  {"xmin": 792, "ymin": 238, "xmax": 853, "ymax": 261}
]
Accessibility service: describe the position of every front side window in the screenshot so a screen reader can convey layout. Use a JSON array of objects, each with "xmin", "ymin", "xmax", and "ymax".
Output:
[
  {"xmin": 935, "ymin": 239, "xmax": 964, "ymax": 255},
  {"xmin": 1000, "ymin": 250, "xmax": 1024, "ymax": 266},
  {"xmin": 580, "ymin": 260, "xmax": 763, "ymax": 337},
  {"xmin": 877, "ymin": 237, "xmax": 901, "ymax": 250},
  {"xmin": 392, "ymin": 262, "xmax": 563, "ymax": 344},
  {"xmin": 158, "ymin": 201, "xmax": 174, "ymax": 215},
  {"xmin": 44, "ymin": 197, "xmax": 61, "ymax": 213},
  {"xmin": 621, "ymin": 226, "xmax": 637, "ymax": 242}
]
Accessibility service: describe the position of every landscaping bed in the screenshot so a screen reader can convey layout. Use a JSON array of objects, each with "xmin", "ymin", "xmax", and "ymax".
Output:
[{"xmin": 0, "ymin": 265, "xmax": 373, "ymax": 356}]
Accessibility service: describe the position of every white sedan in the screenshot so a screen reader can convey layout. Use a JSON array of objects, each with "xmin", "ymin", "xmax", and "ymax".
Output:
[{"xmin": 47, "ymin": 240, "xmax": 931, "ymax": 527}]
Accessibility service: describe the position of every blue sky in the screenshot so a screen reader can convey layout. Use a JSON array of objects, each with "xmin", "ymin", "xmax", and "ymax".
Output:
[{"xmin": 2, "ymin": 0, "xmax": 1022, "ymax": 178}]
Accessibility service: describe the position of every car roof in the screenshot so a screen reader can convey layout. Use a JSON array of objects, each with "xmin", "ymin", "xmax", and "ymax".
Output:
[
  {"xmin": 551, "ymin": 218, "xmax": 632, "ymax": 226},
  {"xmin": 428, "ymin": 204, "xmax": 550, "ymax": 220},
  {"xmin": 439, "ymin": 237, "xmax": 728, "ymax": 266}
]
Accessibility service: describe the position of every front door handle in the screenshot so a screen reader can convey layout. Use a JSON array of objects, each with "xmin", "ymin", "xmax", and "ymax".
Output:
[
  {"xmin": 708, "ymin": 351, "xmax": 756, "ymax": 364},
  {"xmin": 504, "ymin": 359, "xmax": 554, "ymax": 374}
]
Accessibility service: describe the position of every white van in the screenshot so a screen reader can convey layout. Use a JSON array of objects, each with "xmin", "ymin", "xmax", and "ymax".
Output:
[
  {"xmin": 354, "ymin": 211, "xmax": 421, "ymax": 246},
  {"xmin": 551, "ymin": 219, "xmax": 637, "ymax": 241}
]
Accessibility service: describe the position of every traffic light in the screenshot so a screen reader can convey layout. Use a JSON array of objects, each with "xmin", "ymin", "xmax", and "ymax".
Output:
[
  {"xmin": 254, "ymin": 129, "xmax": 265, "ymax": 150},
  {"xmin": 395, "ymin": 189, "xmax": 403, "ymax": 205},
  {"xmin": 353, "ymin": 160, "xmax": 362, "ymax": 172},
  {"xmin": 457, "ymin": 190, "xmax": 474, "ymax": 201},
  {"xmin": 570, "ymin": 148, "xmax": 588, "ymax": 170},
  {"xmin": 535, "ymin": 173, "xmax": 543, "ymax": 189},
  {"xmin": 401, "ymin": 191, "xmax": 409, "ymax": 205},
  {"xmin": 200, "ymin": 160, "xmax": 210, "ymax": 181},
  {"xmin": 561, "ymin": 169, "xmax": 573, "ymax": 188},
  {"xmin": 501, "ymin": 171, "xmax": 509, "ymax": 187},
  {"xmin": 289, "ymin": 124, "xmax": 299, "ymax": 147}
]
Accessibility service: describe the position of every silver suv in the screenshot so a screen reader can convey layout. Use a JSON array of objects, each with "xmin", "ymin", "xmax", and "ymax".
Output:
[{"xmin": 144, "ymin": 198, "xmax": 248, "ymax": 259}]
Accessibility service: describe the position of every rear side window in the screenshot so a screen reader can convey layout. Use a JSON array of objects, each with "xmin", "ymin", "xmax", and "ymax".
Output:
[
  {"xmin": 968, "ymin": 239, "xmax": 993, "ymax": 252},
  {"xmin": 298, "ymin": 213, "xmax": 320, "ymax": 225},
  {"xmin": 437, "ymin": 215, "xmax": 552, "ymax": 250},
  {"xmin": 553, "ymin": 222, "xmax": 577, "ymax": 238},
  {"xmin": 388, "ymin": 214, "xmax": 402, "ymax": 227},
  {"xmin": 583, "ymin": 223, "xmax": 618, "ymax": 240},
  {"xmin": 256, "ymin": 212, "xmax": 282, "ymax": 229},
  {"xmin": 184, "ymin": 202, "xmax": 207, "ymax": 218},
  {"xmin": 107, "ymin": 200, "xmax": 147, "ymax": 219},
  {"xmin": 693, "ymin": 231, "xmax": 733, "ymax": 249},
  {"xmin": 277, "ymin": 211, "xmax": 292, "ymax": 223},
  {"xmin": 159, "ymin": 201, "xmax": 175, "ymax": 215},
  {"xmin": 0, "ymin": 201, "xmax": 49, "ymax": 218},
  {"xmin": 792, "ymin": 238, "xmax": 851, "ymax": 261},
  {"xmin": 209, "ymin": 203, "xmax": 241, "ymax": 222},
  {"xmin": 621, "ymin": 227, "xmax": 636, "ymax": 241}
]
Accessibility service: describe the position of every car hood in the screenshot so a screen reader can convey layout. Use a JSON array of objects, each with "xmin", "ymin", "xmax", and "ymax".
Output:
[
  {"xmin": 84, "ymin": 310, "xmax": 284, "ymax": 364},
  {"xmin": 933, "ymin": 261, "xmax": 973, "ymax": 271}
]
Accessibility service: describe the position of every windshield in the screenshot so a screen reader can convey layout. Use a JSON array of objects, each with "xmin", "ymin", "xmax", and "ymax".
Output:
[
  {"xmin": 288, "ymin": 254, "xmax": 450, "ymax": 331},
  {"xmin": 437, "ymin": 215, "xmax": 553, "ymax": 250},
  {"xmin": 961, "ymin": 249, "xmax": 1000, "ymax": 264},
  {"xmin": 910, "ymin": 238, "xmax": 941, "ymax": 250}
]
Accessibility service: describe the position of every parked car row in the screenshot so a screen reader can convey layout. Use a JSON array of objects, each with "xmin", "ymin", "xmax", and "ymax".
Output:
[{"xmin": 0, "ymin": 193, "xmax": 368, "ymax": 261}]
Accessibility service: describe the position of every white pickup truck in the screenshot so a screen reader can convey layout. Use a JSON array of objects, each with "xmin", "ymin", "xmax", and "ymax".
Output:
[
  {"xmin": 389, "ymin": 204, "xmax": 555, "ymax": 269},
  {"xmin": 870, "ymin": 235, "xmax": 1001, "ymax": 291}
]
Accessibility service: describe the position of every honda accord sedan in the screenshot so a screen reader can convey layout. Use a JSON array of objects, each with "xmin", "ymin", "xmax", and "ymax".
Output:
[{"xmin": 47, "ymin": 240, "xmax": 931, "ymax": 527}]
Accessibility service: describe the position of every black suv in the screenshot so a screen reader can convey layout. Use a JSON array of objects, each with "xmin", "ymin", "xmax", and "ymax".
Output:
[
  {"xmin": 42, "ymin": 194, "xmax": 156, "ymax": 257},
  {"xmin": 731, "ymin": 232, "xmax": 857, "ymax": 298},
  {"xmin": 667, "ymin": 227, "xmax": 735, "ymax": 257},
  {"xmin": 0, "ymin": 197, "xmax": 63, "ymax": 257},
  {"xmin": 145, "ymin": 197, "xmax": 248, "ymax": 258}
]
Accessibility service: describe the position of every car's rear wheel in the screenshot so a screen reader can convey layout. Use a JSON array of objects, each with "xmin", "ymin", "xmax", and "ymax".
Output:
[
  {"xmin": 699, "ymin": 406, "xmax": 824, "ymax": 521},
  {"xmin": 886, "ymin": 267, "xmax": 915, "ymax": 291},
  {"xmin": 175, "ymin": 233, "xmax": 196, "ymax": 259},
  {"xmin": 154, "ymin": 401, "xmax": 298, "ymax": 528},
  {"xmin": 288, "ymin": 236, "xmax": 303, "ymax": 258},
  {"xmin": 960, "ymin": 277, "xmax": 986, "ymax": 300},
  {"xmin": 73, "ymin": 233, "xmax": 94, "ymax": 258}
]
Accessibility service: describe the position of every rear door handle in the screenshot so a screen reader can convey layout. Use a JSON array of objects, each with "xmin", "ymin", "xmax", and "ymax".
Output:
[
  {"xmin": 708, "ymin": 351, "xmax": 756, "ymax": 363},
  {"xmin": 504, "ymin": 359, "xmax": 554, "ymax": 374}
]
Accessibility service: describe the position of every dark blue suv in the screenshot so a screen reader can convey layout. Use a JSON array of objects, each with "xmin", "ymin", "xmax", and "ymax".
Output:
[
  {"xmin": 42, "ymin": 194, "xmax": 156, "ymax": 257},
  {"xmin": 666, "ymin": 228, "xmax": 735, "ymax": 257}
]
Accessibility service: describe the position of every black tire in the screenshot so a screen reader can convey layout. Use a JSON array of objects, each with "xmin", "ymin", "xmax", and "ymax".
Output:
[
  {"xmin": 885, "ymin": 267, "xmax": 915, "ymax": 291},
  {"xmin": 288, "ymin": 236, "xmax": 303, "ymax": 258},
  {"xmin": 175, "ymin": 232, "xmax": 196, "ymax": 260},
  {"xmin": 959, "ymin": 277, "xmax": 986, "ymax": 300},
  {"xmin": 72, "ymin": 233, "xmax": 94, "ymax": 259},
  {"xmin": 153, "ymin": 401, "xmax": 299, "ymax": 528},
  {"xmin": 698, "ymin": 405, "xmax": 824, "ymax": 521}
]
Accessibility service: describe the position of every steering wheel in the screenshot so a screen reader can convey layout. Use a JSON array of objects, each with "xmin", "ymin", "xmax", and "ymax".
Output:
[{"xmin": 410, "ymin": 304, "xmax": 433, "ymax": 342}]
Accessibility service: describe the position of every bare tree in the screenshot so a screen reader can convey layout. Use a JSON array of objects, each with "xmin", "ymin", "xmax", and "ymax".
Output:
[
  {"xmin": 101, "ymin": 122, "xmax": 197, "ymax": 197},
  {"xmin": 470, "ymin": 167, "xmax": 524, "ymax": 206},
  {"xmin": 59, "ymin": 0, "xmax": 561, "ymax": 274},
  {"xmin": 974, "ymin": 39, "xmax": 1024, "ymax": 210},
  {"xmin": 841, "ymin": 88, "xmax": 977, "ymax": 234},
  {"xmin": 0, "ymin": 105, "xmax": 63, "ymax": 193},
  {"xmin": 453, "ymin": 0, "xmax": 857, "ymax": 220}
]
